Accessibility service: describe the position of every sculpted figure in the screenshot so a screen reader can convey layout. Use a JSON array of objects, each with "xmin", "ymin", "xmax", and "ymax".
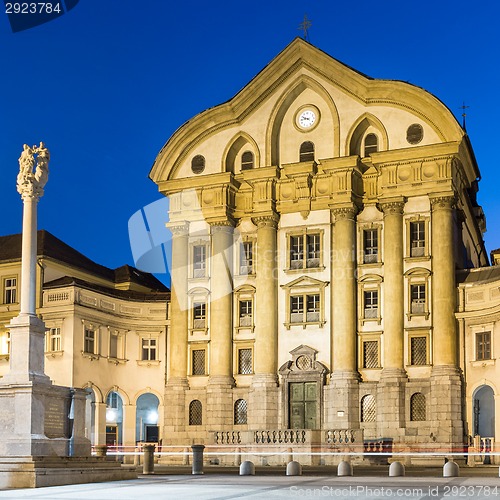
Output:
[
  {"xmin": 16, "ymin": 142, "xmax": 50, "ymax": 196},
  {"xmin": 34, "ymin": 142, "xmax": 49, "ymax": 188}
]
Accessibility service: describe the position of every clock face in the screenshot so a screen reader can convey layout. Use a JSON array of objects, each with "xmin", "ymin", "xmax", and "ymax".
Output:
[{"xmin": 298, "ymin": 109, "xmax": 316, "ymax": 128}]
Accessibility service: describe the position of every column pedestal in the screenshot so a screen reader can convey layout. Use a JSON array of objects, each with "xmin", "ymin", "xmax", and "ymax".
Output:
[{"xmin": 324, "ymin": 372, "xmax": 360, "ymax": 428}]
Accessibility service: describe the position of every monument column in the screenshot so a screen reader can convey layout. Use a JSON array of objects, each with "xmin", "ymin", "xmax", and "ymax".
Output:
[
  {"xmin": 164, "ymin": 222, "xmax": 189, "ymax": 437},
  {"xmin": 378, "ymin": 198, "xmax": 407, "ymax": 435},
  {"xmin": 429, "ymin": 194, "xmax": 463, "ymax": 449},
  {"xmin": 249, "ymin": 215, "xmax": 279, "ymax": 428},
  {"xmin": 326, "ymin": 205, "xmax": 359, "ymax": 428},
  {"xmin": 207, "ymin": 221, "xmax": 234, "ymax": 428}
]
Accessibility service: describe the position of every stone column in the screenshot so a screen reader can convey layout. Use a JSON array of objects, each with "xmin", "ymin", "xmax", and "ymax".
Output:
[
  {"xmin": 326, "ymin": 205, "xmax": 359, "ymax": 428},
  {"xmin": 378, "ymin": 199, "xmax": 406, "ymax": 437},
  {"xmin": 249, "ymin": 215, "xmax": 279, "ymax": 428},
  {"xmin": 95, "ymin": 401, "xmax": 108, "ymax": 446},
  {"xmin": 429, "ymin": 194, "xmax": 463, "ymax": 449},
  {"xmin": 164, "ymin": 222, "xmax": 189, "ymax": 437},
  {"xmin": 207, "ymin": 222, "xmax": 234, "ymax": 428},
  {"xmin": 123, "ymin": 404, "xmax": 137, "ymax": 450}
]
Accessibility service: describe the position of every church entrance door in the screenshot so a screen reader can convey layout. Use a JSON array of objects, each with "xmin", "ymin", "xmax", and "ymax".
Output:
[{"xmin": 289, "ymin": 382, "xmax": 317, "ymax": 429}]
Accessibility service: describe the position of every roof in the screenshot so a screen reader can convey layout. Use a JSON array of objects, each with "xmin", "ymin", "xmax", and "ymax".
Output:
[
  {"xmin": 456, "ymin": 266, "xmax": 500, "ymax": 285},
  {"xmin": 0, "ymin": 230, "xmax": 169, "ymax": 293},
  {"xmin": 44, "ymin": 276, "xmax": 169, "ymax": 302}
]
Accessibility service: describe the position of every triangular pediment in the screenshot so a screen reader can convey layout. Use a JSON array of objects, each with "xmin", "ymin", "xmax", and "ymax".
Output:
[{"xmin": 281, "ymin": 275, "xmax": 329, "ymax": 290}]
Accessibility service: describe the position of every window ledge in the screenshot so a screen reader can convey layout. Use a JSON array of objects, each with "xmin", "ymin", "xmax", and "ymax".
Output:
[
  {"xmin": 108, "ymin": 356, "xmax": 128, "ymax": 365},
  {"xmin": 471, "ymin": 359, "xmax": 495, "ymax": 368},
  {"xmin": 359, "ymin": 262, "xmax": 383, "ymax": 267},
  {"xmin": 284, "ymin": 321, "xmax": 326, "ymax": 330},
  {"xmin": 237, "ymin": 273, "xmax": 256, "ymax": 278},
  {"xmin": 136, "ymin": 360, "xmax": 161, "ymax": 367},
  {"xmin": 188, "ymin": 277, "xmax": 208, "ymax": 283},
  {"xmin": 189, "ymin": 328, "xmax": 208, "ymax": 336},
  {"xmin": 404, "ymin": 256, "xmax": 430, "ymax": 263},
  {"xmin": 407, "ymin": 312, "xmax": 430, "ymax": 320},
  {"xmin": 235, "ymin": 325, "xmax": 255, "ymax": 333},
  {"xmin": 81, "ymin": 352, "xmax": 100, "ymax": 361},
  {"xmin": 361, "ymin": 316, "xmax": 382, "ymax": 325},
  {"xmin": 0, "ymin": 354, "xmax": 9, "ymax": 362},
  {"xmin": 45, "ymin": 350, "xmax": 64, "ymax": 358},
  {"xmin": 284, "ymin": 266, "xmax": 325, "ymax": 274}
]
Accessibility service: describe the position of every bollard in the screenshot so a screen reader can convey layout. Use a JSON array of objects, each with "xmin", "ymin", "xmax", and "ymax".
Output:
[
  {"xmin": 143, "ymin": 444, "xmax": 155, "ymax": 475},
  {"xmin": 191, "ymin": 444, "xmax": 205, "ymax": 475},
  {"xmin": 389, "ymin": 461, "xmax": 405, "ymax": 477},
  {"xmin": 240, "ymin": 461, "xmax": 255, "ymax": 476},
  {"xmin": 337, "ymin": 460, "xmax": 353, "ymax": 477},
  {"xmin": 443, "ymin": 461, "xmax": 459, "ymax": 477},
  {"xmin": 95, "ymin": 445, "xmax": 107, "ymax": 458},
  {"xmin": 286, "ymin": 461, "xmax": 302, "ymax": 476}
]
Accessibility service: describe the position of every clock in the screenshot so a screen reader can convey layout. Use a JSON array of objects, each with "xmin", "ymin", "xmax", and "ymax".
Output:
[{"xmin": 295, "ymin": 106, "xmax": 320, "ymax": 131}]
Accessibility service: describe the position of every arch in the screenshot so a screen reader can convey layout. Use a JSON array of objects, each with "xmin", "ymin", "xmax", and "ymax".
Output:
[
  {"xmin": 221, "ymin": 132, "xmax": 261, "ymax": 173},
  {"xmin": 266, "ymin": 75, "xmax": 341, "ymax": 165},
  {"xmin": 234, "ymin": 399, "xmax": 248, "ymax": 425},
  {"xmin": 82, "ymin": 381, "xmax": 104, "ymax": 403},
  {"xmin": 189, "ymin": 400, "xmax": 203, "ymax": 426},
  {"xmin": 345, "ymin": 113, "xmax": 389, "ymax": 157},
  {"xmin": 473, "ymin": 385, "xmax": 495, "ymax": 437},
  {"xmin": 133, "ymin": 388, "xmax": 164, "ymax": 405},
  {"xmin": 105, "ymin": 386, "xmax": 130, "ymax": 406},
  {"xmin": 410, "ymin": 392, "xmax": 426, "ymax": 421},
  {"xmin": 136, "ymin": 393, "xmax": 160, "ymax": 443},
  {"xmin": 360, "ymin": 394, "xmax": 376, "ymax": 422}
]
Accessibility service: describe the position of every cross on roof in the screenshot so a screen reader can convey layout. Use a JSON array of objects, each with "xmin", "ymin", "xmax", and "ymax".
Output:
[{"xmin": 298, "ymin": 14, "xmax": 312, "ymax": 41}]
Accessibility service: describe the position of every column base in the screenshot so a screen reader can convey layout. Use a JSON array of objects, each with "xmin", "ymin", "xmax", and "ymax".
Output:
[
  {"xmin": 380, "ymin": 367, "xmax": 407, "ymax": 382},
  {"xmin": 324, "ymin": 374, "xmax": 360, "ymax": 428},
  {"xmin": 208, "ymin": 375, "xmax": 235, "ymax": 388},
  {"xmin": 249, "ymin": 374, "xmax": 279, "ymax": 428},
  {"xmin": 377, "ymin": 370, "xmax": 407, "ymax": 437}
]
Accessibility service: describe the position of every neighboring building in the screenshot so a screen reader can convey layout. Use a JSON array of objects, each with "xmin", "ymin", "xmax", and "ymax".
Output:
[
  {"xmin": 0, "ymin": 230, "xmax": 169, "ymax": 448},
  {"xmin": 150, "ymin": 37, "xmax": 492, "ymax": 457}
]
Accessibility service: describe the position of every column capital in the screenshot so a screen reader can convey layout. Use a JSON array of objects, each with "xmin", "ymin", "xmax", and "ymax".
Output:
[
  {"xmin": 252, "ymin": 214, "xmax": 279, "ymax": 229},
  {"xmin": 379, "ymin": 197, "xmax": 405, "ymax": 216},
  {"xmin": 330, "ymin": 205, "xmax": 358, "ymax": 221},
  {"xmin": 209, "ymin": 220, "xmax": 234, "ymax": 234},
  {"xmin": 430, "ymin": 194, "xmax": 456, "ymax": 210},
  {"xmin": 167, "ymin": 221, "xmax": 189, "ymax": 236}
]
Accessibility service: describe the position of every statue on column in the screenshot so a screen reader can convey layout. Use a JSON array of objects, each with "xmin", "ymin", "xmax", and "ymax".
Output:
[{"xmin": 16, "ymin": 142, "xmax": 50, "ymax": 197}]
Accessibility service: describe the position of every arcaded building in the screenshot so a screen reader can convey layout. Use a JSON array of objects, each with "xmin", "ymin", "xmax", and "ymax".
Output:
[{"xmin": 150, "ymin": 38, "xmax": 489, "ymax": 454}]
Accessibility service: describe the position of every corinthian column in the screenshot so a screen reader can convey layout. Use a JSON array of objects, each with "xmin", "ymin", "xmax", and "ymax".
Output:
[
  {"xmin": 429, "ymin": 193, "xmax": 462, "ymax": 450},
  {"xmin": 325, "ymin": 205, "xmax": 359, "ymax": 429},
  {"xmin": 380, "ymin": 198, "xmax": 406, "ymax": 377},
  {"xmin": 249, "ymin": 215, "xmax": 279, "ymax": 428},
  {"xmin": 331, "ymin": 205, "xmax": 358, "ymax": 377},
  {"xmin": 166, "ymin": 222, "xmax": 190, "ymax": 384},
  {"xmin": 208, "ymin": 222, "xmax": 234, "ymax": 385}
]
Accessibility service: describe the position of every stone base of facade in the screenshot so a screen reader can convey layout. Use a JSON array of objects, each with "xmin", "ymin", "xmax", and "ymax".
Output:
[
  {"xmin": 0, "ymin": 457, "xmax": 137, "ymax": 489},
  {"xmin": 376, "ymin": 368, "xmax": 407, "ymax": 441},
  {"xmin": 249, "ymin": 375, "xmax": 279, "ymax": 428},
  {"xmin": 324, "ymin": 371, "xmax": 360, "ymax": 428}
]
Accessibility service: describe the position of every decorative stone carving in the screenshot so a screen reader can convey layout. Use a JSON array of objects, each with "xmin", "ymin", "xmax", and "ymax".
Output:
[
  {"xmin": 379, "ymin": 200, "xmax": 405, "ymax": 216},
  {"xmin": 430, "ymin": 195, "xmax": 456, "ymax": 210},
  {"xmin": 16, "ymin": 142, "xmax": 50, "ymax": 199},
  {"xmin": 331, "ymin": 206, "xmax": 358, "ymax": 221},
  {"xmin": 168, "ymin": 222, "xmax": 189, "ymax": 236},
  {"xmin": 210, "ymin": 220, "xmax": 234, "ymax": 234},
  {"xmin": 251, "ymin": 215, "xmax": 279, "ymax": 229}
]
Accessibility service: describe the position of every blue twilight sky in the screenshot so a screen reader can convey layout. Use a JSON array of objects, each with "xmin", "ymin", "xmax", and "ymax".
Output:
[{"xmin": 1, "ymin": 1, "xmax": 499, "ymax": 283}]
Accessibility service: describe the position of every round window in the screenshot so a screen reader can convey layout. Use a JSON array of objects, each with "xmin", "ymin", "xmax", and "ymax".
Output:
[
  {"xmin": 406, "ymin": 124, "xmax": 424, "ymax": 145},
  {"xmin": 191, "ymin": 155, "xmax": 205, "ymax": 174}
]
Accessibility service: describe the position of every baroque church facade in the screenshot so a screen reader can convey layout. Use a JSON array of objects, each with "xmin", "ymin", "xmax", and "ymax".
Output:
[{"xmin": 150, "ymin": 38, "xmax": 493, "ymax": 456}]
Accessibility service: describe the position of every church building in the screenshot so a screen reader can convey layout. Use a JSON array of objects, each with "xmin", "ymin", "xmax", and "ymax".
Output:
[{"xmin": 150, "ymin": 38, "xmax": 491, "ymax": 457}]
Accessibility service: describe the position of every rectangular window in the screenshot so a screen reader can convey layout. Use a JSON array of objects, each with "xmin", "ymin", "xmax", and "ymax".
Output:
[
  {"xmin": 193, "ymin": 245, "xmax": 206, "ymax": 278},
  {"xmin": 142, "ymin": 338, "xmax": 157, "ymax": 361},
  {"xmin": 363, "ymin": 229, "xmax": 378, "ymax": 264},
  {"xmin": 476, "ymin": 331, "xmax": 491, "ymax": 361},
  {"xmin": 192, "ymin": 349, "xmax": 206, "ymax": 375},
  {"xmin": 289, "ymin": 233, "xmax": 321, "ymax": 269},
  {"xmin": 363, "ymin": 340, "xmax": 379, "ymax": 368},
  {"xmin": 239, "ymin": 300, "xmax": 252, "ymax": 327},
  {"xmin": 410, "ymin": 221, "xmax": 425, "ymax": 257},
  {"xmin": 109, "ymin": 333, "xmax": 118, "ymax": 358},
  {"xmin": 4, "ymin": 277, "xmax": 17, "ymax": 304},
  {"xmin": 290, "ymin": 295, "xmax": 304, "ymax": 323},
  {"xmin": 306, "ymin": 294, "xmax": 320, "ymax": 322},
  {"xmin": 84, "ymin": 328, "xmax": 96, "ymax": 354},
  {"xmin": 306, "ymin": 234, "xmax": 320, "ymax": 268},
  {"xmin": 47, "ymin": 327, "xmax": 61, "ymax": 352},
  {"xmin": 238, "ymin": 348, "xmax": 252, "ymax": 374},
  {"xmin": 411, "ymin": 284, "xmax": 426, "ymax": 314},
  {"xmin": 410, "ymin": 336, "xmax": 427, "ymax": 365},
  {"xmin": 193, "ymin": 302, "xmax": 206, "ymax": 329},
  {"xmin": 364, "ymin": 290, "xmax": 378, "ymax": 319},
  {"xmin": 240, "ymin": 242, "xmax": 253, "ymax": 274}
]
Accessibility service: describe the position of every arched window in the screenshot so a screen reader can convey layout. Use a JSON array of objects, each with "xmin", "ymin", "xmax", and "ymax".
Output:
[
  {"xmin": 191, "ymin": 155, "xmax": 205, "ymax": 174},
  {"xmin": 364, "ymin": 133, "xmax": 378, "ymax": 156},
  {"xmin": 241, "ymin": 151, "xmax": 254, "ymax": 170},
  {"xmin": 410, "ymin": 393, "xmax": 426, "ymax": 421},
  {"xmin": 360, "ymin": 395, "xmax": 376, "ymax": 422},
  {"xmin": 189, "ymin": 400, "xmax": 202, "ymax": 425},
  {"xmin": 234, "ymin": 399, "xmax": 248, "ymax": 424},
  {"xmin": 299, "ymin": 141, "xmax": 315, "ymax": 162}
]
